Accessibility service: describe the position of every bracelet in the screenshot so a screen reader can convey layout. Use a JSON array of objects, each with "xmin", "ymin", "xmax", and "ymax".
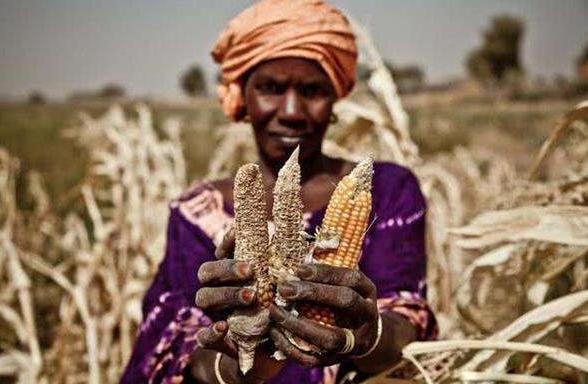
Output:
[
  {"xmin": 214, "ymin": 352, "xmax": 229, "ymax": 384},
  {"xmin": 214, "ymin": 352, "xmax": 266, "ymax": 384},
  {"xmin": 339, "ymin": 328, "xmax": 356, "ymax": 354},
  {"xmin": 353, "ymin": 314, "xmax": 383, "ymax": 359}
]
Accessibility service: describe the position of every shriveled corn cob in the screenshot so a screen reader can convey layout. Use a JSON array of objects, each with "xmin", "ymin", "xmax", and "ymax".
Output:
[
  {"xmin": 233, "ymin": 163, "xmax": 273, "ymax": 306},
  {"xmin": 228, "ymin": 163, "xmax": 272, "ymax": 373},
  {"xmin": 299, "ymin": 157, "xmax": 373, "ymax": 327},
  {"xmin": 269, "ymin": 147, "xmax": 308, "ymax": 284}
]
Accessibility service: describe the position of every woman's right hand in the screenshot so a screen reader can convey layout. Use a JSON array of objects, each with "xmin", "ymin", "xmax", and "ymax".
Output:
[
  {"xmin": 195, "ymin": 227, "xmax": 256, "ymax": 357},
  {"xmin": 196, "ymin": 260, "xmax": 256, "ymax": 311},
  {"xmin": 193, "ymin": 228, "xmax": 285, "ymax": 382}
]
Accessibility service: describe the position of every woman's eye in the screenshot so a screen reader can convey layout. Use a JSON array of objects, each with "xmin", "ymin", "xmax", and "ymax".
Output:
[
  {"xmin": 257, "ymin": 81, "xmax": 281, "ymax": 94},
  {"xmin": 300, "ymin": 84, "xmax": 325, "ymax": 98}
]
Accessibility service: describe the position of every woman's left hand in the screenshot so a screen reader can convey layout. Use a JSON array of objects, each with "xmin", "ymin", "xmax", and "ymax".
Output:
[{"xmin": 268, "ymin": 264, "xmax": 379, "ymax": 367}]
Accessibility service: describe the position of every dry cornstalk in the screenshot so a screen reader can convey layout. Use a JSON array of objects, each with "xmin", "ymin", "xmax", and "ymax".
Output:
[
  {"xmin": 404, "ymin": 339, "xmax": 588, "ymax": 384},
  {"xmin": 395, "ymin": 290, "xmax": 588, "ymax": 381},
  {"xmin": 451, "ymin": 205, "xmax": 588, "ymax": 248},
  {"xmin": 460, "ymin": 290, "xmax": 588, "ymax": 373},
  {"xmin": 458, "ymin": 371, "xmax": 562, "ymax": 383},
  {"xmin": 528, "ymin": 100, "xmax": 588, "ymax": 180},
  {"xmin": 0, "ymin": 105, "xmax": 187, "ymax": 383},
  {"xmin": 0, "ymin": 149, "xmax": 43, "ymax": 382}
]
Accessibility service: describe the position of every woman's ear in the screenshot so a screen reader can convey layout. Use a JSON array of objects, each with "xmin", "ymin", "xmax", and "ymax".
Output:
[
  {"xmin": 241, "ymin": 111, "xmax": 251, "ymax": 123},
  {"xmin": 235, "ymin": 106, "xmax": 248, "ymax": 122}
]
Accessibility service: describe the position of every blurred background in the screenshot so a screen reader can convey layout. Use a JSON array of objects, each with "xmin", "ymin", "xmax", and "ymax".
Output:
[
  {"xmin": 1, "ymin": 0, "xmax": 588, "ymax": 201},
  {"xmin": 1, "ymin": 1, "xmax": 588, "ymax": 383}
]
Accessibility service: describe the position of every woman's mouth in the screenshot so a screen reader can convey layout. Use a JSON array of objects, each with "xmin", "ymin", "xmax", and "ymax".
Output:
[
  {"xmin": 269, "ymin": 133, "xmax": 305, "ymax": 146},
  {"xmin": 279, "ymin": 136, "xmax": 303, "ymax": 145}
]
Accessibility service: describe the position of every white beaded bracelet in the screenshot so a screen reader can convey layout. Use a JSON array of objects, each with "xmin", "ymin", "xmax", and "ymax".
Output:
[
  {"xmin": 214, "ymin": 352, "xmax": 229, "ymax": 384},
  {"xmin": 353, "ymin": 314, "xmax": 383, "ymax": 359}
]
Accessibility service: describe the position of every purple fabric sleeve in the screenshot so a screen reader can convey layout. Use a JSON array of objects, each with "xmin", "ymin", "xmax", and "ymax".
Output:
[
  {"xmin": 363, "ymin": 163, "xmax": 437, "ymax": 340},
  {"xmin": 362, "ymin": 163, "xmax": 427, "ymax": 296}
]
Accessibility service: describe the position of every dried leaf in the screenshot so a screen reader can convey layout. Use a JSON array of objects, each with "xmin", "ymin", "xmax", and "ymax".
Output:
[{"xmin": 452, "ymin": 206, "xmax": 588, "ymax": 248}]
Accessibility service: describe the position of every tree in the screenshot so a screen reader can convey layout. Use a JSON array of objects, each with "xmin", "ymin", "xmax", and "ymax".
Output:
[
  {"xmin": 28, "ymin": 91, "xmax": 47, "ymax": 105},
  {"xmin": 576, "ymin": 42, "xmax": 588, "ymax": 80},
  {"xmin": 466, "ymin": 15, "xmax": 525, "ymax": 84},
  {"xmin": 180, "ymin": 64, "xmax": 207, "ymax": 97},
  {"xmin": 98, "ymin": 83, "xmax": 126, "ymax": 98},
  {"xmin": 384, "ymin": 61, "xmax": 425, "ymax": 94}
]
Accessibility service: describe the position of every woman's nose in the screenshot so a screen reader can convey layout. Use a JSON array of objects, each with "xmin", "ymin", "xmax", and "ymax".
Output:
[{"xmin": 278, "ymin": 88, "xmax": 305, "ymax": 123}]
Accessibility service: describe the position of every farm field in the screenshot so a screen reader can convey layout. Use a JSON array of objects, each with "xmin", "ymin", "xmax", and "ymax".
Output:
[
  {"xmin": 1, "ymin": 88, "xmax": 587, "ymax": 383},
  {"xmin": 0, "ymin": 97, "xmax": 576, "ymax": 208},
  {"xmin": 0, "ymin": 99, "xmax": 225, "ymax": 212},
  {"xmin": 2, "ymin": 1, "xmax": 588, "ymax": 381}
]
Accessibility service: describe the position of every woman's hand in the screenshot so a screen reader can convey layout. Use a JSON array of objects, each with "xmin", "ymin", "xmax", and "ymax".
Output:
[
  {"xmin": 193, "ymin": 319, "xmax": 284, "ymax": 383},
  {"xmin": 268, "ymin": 264, "xmax": 379, "ymax": 367},
  {"xmin": 197, "ymin": 226, "xmax": 260, "ymax": 322},
  {"xmin": 193, "ymin": 228, "xmax": 285, "ymax": 382},
  {"xmin": 196, "ymin": 257, "xmax": 256, "ymax": 314}
]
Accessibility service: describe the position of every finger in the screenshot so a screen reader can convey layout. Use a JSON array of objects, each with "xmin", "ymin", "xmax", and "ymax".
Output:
[
  {"xmin": 269, "ymin": 305, "xmax": 346, "ymax": 353},
  {"xmin": 196, "ymin": 321, "xmax": 227, "ymax": 348},
  {"xmin": 296, "ymin": 264, "xmax": 376, "ymax": 299},
  {"xmin": 184, "ymin": 190, "xmax": 210, "ymax": 210},
  {"xmin": 215, "ymin": 226, "xmax": 235, "ymax": 259},
  {"xmin": 211, "ymin": 189, "xmax": 224, "ymax": 211},
  {"xmin": 195, "ymin": 287, "xmax": 255, "ymax": 311},
  {"xmin": 269, "ymin": 328, "xmax": 321, "ymax": 367},
  {"xmin": 278, "ymin": 281, "xmax": 376, "ymax": 320},
  {"xmin": 197, "ymin": 259, "xmax": 252, "ymax": 285},
  {"xmin": 185, "ymin": 191, "xmax": 218, "ymax": 216},
  {"xmin": 195, "ymin": 321, "xmax": 238, "ymax": 357}
]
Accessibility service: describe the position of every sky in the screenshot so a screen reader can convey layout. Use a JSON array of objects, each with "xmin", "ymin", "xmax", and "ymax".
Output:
[{"xmin": 1, "ymin": 0, "xmax": 587, "ymax": 100}]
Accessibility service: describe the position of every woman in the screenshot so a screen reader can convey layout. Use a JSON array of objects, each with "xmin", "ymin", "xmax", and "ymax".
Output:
[{"xmin": 122, "ymin": 1, "xmax": 437, "ymax": 383}]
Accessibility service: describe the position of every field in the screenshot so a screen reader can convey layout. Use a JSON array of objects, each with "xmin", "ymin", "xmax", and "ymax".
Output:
[
  {"xmin": 0, "ymin": 99, "xmax": 226, "ymax": 214},
  {"xmin": 1, "ymin": 53, "xmax": 587, "ymax": 382},
  {"xmin": 0, "ymin": 97, "xmax": 574, "ymax": 208}
]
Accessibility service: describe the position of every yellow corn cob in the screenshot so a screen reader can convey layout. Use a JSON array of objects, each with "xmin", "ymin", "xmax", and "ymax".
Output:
[
  {"xmin": 300, "ymin": 157, "xmax": 373, "ymax": 326},
  {"xmin": 228, "ymin": 163, "xmax": 272, "ymax": 373},
  {"xmin": 270, "ymin": 147, "xmax": 308, "ymax": 283}
]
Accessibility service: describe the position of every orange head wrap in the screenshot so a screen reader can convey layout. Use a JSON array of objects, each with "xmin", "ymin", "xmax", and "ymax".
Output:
[{"xmin": 211, "ymin": 0, "xmax": 358, "ymax": 121}]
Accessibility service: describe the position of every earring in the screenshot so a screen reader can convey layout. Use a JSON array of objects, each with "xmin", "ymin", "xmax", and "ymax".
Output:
[{"xmin": 329, "ymin": 112, "xmax": 339, "ymax": 125}]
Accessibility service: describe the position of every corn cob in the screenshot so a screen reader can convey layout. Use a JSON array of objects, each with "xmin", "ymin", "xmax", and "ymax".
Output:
[
  {"xmin": 269, "ymin": 147, "xmax": 308, "ymax": 284},
  {"xmin": 228, "ymin": 163, "xmax": 272, "ymax": 373},
  {"xmin": 299, "ymin": 157, "xmax": 374, "ymax": 326}
]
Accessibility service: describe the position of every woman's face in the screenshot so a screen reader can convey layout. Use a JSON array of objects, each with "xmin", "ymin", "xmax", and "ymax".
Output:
[{"xmin": 243, "ymin": 57, "xmax": 336, "ymax": 164}]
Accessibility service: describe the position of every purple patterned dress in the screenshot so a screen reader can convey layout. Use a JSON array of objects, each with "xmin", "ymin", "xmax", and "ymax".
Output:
[{"xmin": 121, "ymin": 162, "xmax": 437, "ymax": 383}]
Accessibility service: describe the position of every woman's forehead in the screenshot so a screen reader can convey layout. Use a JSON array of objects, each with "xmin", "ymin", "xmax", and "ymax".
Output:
[{"xmin": 250, "ymin": 57, "xmax": 330, "ymax": 82}]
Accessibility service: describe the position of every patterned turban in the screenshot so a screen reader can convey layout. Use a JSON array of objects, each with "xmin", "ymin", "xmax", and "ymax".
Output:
[{"xmin": 211, "ymin": 0, "xmax": 358, "ymax": 121}]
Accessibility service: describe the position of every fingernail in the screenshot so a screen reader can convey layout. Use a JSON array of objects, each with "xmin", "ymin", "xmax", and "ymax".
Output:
[
  {"xmin": 235, "ymin": 262, "xmax": 250, "ymax": 278},
  {"xmin": 240, "ymin": 288, "xmax": 254, "ymax": 303},
  {"xmin": 297, "ymin": 265, "xmax": 314, "ymax": 279},
  {"xmin": 278, "ymin": 283, "xmax": 297, "ymax": 298},
  {"xmin": 213, "ymin": 321, "xmax": 227, "ymax": 333}
]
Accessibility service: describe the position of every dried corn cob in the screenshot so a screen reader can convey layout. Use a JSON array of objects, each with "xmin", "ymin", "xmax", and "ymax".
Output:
[
  {"xmin": 299, "ymin": 157, "xmax": 374, "ymax": 326},
  {"xmin": 269, "ymin": 147, "xmax": 308, "ymax": 284},
  {"xmin": 228, "ymin": 163, "xmax": 272, "ymax": 373}
]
